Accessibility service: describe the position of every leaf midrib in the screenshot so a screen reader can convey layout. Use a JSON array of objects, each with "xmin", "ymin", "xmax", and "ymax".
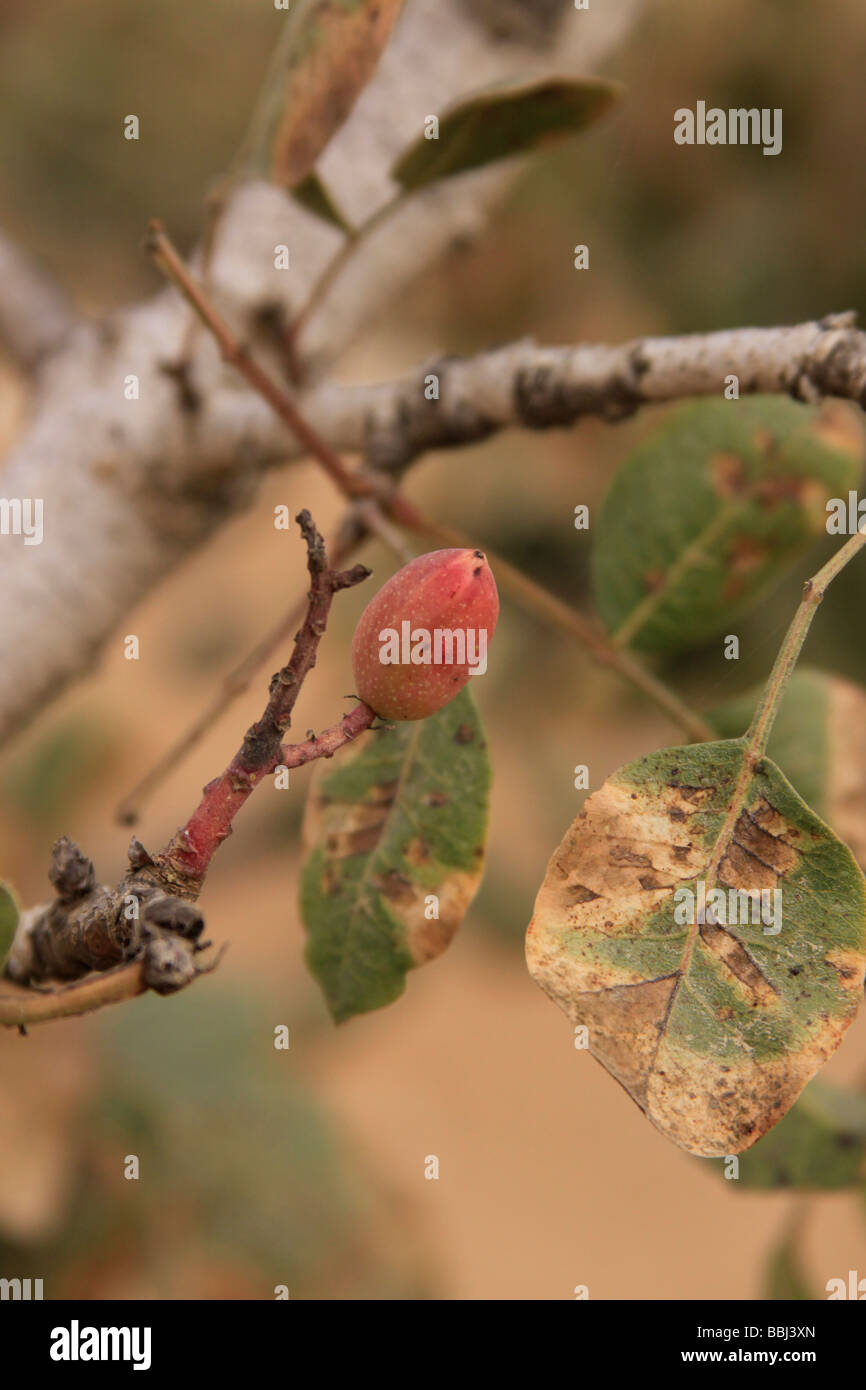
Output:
[
  {"xmin": 612, "ymin": 499, "xmax": 739, "ymax": 648},
  {"xmin": 648, "ymin": 741, "xmax": 777, "ymax": 1077}
]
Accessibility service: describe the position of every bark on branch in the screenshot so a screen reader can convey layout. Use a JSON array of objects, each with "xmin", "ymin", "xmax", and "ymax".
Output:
[{"xmin": 305, "ymin": 312, "xmax": 866, "ymax": 471}]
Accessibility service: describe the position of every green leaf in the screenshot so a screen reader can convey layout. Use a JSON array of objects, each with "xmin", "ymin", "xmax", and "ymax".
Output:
[
  {"xmin": 527, "ymin": 738, "xmax": 866, "ymax": 1156},
  {"xmin": 733, "ymin": 1080, "xmax": 866, "ymax": 1190},
  {"xmin": 709, "ymin": 668, "xmax": 866, "ymax": 871},
  {"xmin": 291, "ymin": 172, "xmax": 355, "ymax": 233},
  {"xmin": 242, "ymin": 0, "xmax": 407, "ymax": 189},
  {"xmin": 392, "ymin": 75, "xmax": 621, "ymax": 192},
  {"xmin": 301, "ymin": 686, "xmax": 490, "ymax": 1022},
  {"xmin": 0, "ymin": 883, "xmax": 19, "ymax": 971},
  {"xmin": 763, "ymin": 1220, "xmax": 815, "ymax": 1300},
  {"xmin": 591, "ymin": 398, "xmax": 863, "ymax": 653}
]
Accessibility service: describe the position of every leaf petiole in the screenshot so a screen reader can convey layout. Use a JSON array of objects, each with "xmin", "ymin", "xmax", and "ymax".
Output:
[{"xmin": 746, "ymin": 523, "xmax": 866, "ymax": 761}]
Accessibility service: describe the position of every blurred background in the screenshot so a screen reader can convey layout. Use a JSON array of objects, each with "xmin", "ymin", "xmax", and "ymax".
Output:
[{"xmin": 1, "ymin": 0, "xmax": 866, "ymax": 1298}]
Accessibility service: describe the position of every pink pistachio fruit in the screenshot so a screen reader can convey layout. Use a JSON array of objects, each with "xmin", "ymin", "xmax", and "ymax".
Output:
[{"xmin": 351, "ymin": 548, "xmax": 499, "ymax": 720}]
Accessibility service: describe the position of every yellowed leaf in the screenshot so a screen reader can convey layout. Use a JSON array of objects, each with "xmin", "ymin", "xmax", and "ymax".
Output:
[
  {"xmin": 526, "ymin": 740, "xmax": 866, "ymax": 1157},
  {"xmin": 268, "ymin": 0, "xmax": 406, "ymax": 189}
]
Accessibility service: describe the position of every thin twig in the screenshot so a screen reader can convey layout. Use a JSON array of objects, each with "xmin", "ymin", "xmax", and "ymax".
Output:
[
  {"xmin": 291, "ymin": 192, "xmax": 402, "ymax": 346},
  {"xmin": 153, "ymin": 511, "xmax": 372, "ymax": 894},
  {"xmin": 147, "ymin": 220, "xmax": 373, "ymax": 499},
  {"xmin": 116, "ymin": 527, "xmax": 358, "ymax": 824},
  {"xmin": 171, "ymin": 180, "xmax": 234, "ymax": 378},
  {"xmin": 352, "ymin": 496, "xmax": 417, "ymax": 563}
]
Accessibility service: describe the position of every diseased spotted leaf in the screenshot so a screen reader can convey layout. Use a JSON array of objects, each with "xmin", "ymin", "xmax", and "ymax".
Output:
[
  {"xmin": 732, "ymin": 1080, "xmax": 866, "ymax": 1190},
  {"xmin": 0, "ymin": 882, "xmax": 19, "ymax": 971},
  {"xmin": 763, "ymin": 1219, "xmax": 814, "ymax": 1300},
  {"xmin": 245, "ymin": 0, "xmax": 406, "ymax": 189},
  {"xmin": 591, "ymin": 398, "xmax": 863, "ymax": 653},
  {"xmin": 301, "ymin": 687, "xmax": 490, "ymax": 1022},
  {"xmin": 392, "ymin": 76, "xmax": 620, "ymax": 192},
  {"xmin": 710, "ymin": 668, "xmax": 866, "ymax": 871},
  {"xmin": 526, "ymin": 739, "xmax": 866, "ymax": 1157}
]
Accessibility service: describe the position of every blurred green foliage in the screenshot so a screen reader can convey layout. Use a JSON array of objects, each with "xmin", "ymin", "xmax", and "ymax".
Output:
[
  {"xmin": 763, "ymin": 1220, "xmax": 815, "ymax": 1300},
  {"xmin": 0, "ymin": 0, "xmax": 278, "ymax": 298},
  {"xmin": 0, "ymin": 715, "xmax": 118, "ymax": 830},
  {"xmin": 0, "ymin": 987, "xmax": 435, "ymax": 1298},
  {"xmin": 732, "ymin": 1081, "xmax": 866, "ymax": 1192}
]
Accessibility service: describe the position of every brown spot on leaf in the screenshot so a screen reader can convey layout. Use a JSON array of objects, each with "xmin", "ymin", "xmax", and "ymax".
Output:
[
  {"xmin": 327, "ymin": 822, "xmax": 384, "ymax": 857},
  {"xmin": 567, "ymin": 883, "xmax": 600, "ymax": 904},
  {"xmin": 677, "ymin": 786, "xmax": 712, "ymax": 805},
  {"xmin": 642, "ymin": 567, "xmax": 666, "ymax": 594},
  {"xmin": 732, "ymin": 809, "xmax": 800, "ymax": 873},
  {"xmin": 374, "ymin": 870, "xmax": 415, "ymax": 905},
  {"xmin": 638, "ymin": 872, "xmax": 673, "ymax": 891},
  {"xmin": 712, "ymin": 452, "xmax": 748, "ymax": 497},
  {"xmin": 751, "ymin": 429, "xmax": 777, "ymax": 456},
  {"xmin": 753, "ymin": 474, "xmax": 809, "ymax": 508},
  {"xmin": 809, "ymin": 400, "xmax": 864, "ymax": 458},
  {"xmin": 368, "ymin": 779, "xmax": 400, "ymax": 805},
  {"xmin": 699, "ymin": 923, "xmax": 778, "ymax": 1007},
  {"xmin": 321, "ymin": 865, "xmax": 340, "ymax": 896},
  {"xmin": 827, "ymin": 948, "xmax": 866, "ymax": 988},
  {"xmin": 722, "ymin": 536, "xmax": 767, "ymax": 599},
  {"xmin": 609, "ymin": 846, "xmax": 652, "ymax": 867},
  {"xmin": 750, "ymin": 800, "xmax": 793, "ymax": 837}
]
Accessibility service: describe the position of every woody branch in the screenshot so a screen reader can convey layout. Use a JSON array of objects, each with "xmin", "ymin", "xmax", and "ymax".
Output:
[
  {"xmin": 304, "ymin": 312, "xmax": 866, "ymax": 471},
  {"xmin": 1, "ymin": 514, "xmax": 374, "ymax": 1025}
]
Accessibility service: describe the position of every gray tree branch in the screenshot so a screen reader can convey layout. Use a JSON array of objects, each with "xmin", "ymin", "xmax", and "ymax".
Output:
[
  {"xmin": 0, "ymin": 0, "xmax": 641, "ymax": 747},
  {"xmin": 303, "ymin": 311, "xmax": 866, "ymax": 470},
  {"xmin": 0, "ymin": 233, "xmax": 74, "ymax": 371}
]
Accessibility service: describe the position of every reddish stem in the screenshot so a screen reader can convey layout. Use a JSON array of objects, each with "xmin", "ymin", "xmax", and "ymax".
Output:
[
  {"xmin": 158, "ymin": 700, "xmax": 376, "ymax": 886},
  {"xmin": 152, "ymin": 511, "xmax": 372, "ymax": 894}
]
